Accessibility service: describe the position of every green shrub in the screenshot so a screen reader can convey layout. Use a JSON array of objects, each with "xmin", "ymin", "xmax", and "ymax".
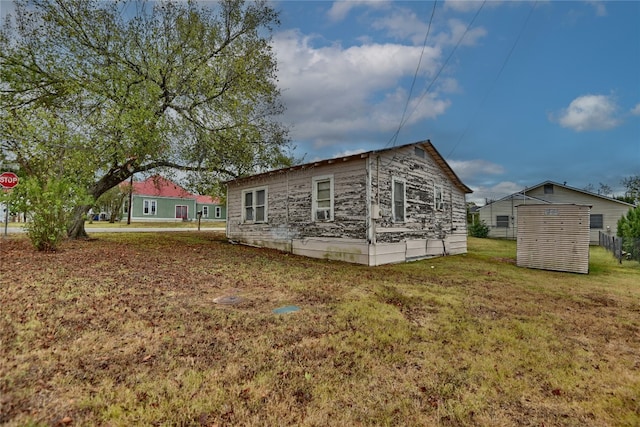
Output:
[
  {"xmin": 12, "ymin": 177, "xmax": 90, "ymax": 251},
  {"xmin": 468, "ymin": 220, "xmax": 490, "ymax": 238}
]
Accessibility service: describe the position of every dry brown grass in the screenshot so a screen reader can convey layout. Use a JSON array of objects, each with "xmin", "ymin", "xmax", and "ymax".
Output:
[{"xmin": 1, "ymin": 234, "xmax": 639, "ymax": 426}]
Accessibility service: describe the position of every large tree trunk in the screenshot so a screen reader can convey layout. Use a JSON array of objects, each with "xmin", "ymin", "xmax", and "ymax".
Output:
[{"xmin": 67, "ymin": 204, "xmax": 92, "ymax": 239}]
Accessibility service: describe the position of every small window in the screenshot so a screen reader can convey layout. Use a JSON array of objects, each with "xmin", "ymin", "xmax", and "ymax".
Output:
[
  {"xmin": 496, "ymin": 215, "xmax": 509, "ymax": 228},
  {"xmin": 312, "ymin": 175, "xmax": 334, "ymax": 221},
  {"xmin": 590, "ymin": 214, "xmax": 603, "ymax": 229},
  {"xmin": 434, "ymin": 184, "xmax": 444, "ymax": 211},
  {"xmin": 143, "ymin": 199, "xmax": 157, "ymax": 215},
  {"xmin": 202, "ymin": 206, "xmax": 209, "ymax": 218},
  {"xmin": 242, "ymin": 187, "xmax": 267, "ymax": 223},
  {"xmin": 123, "ymin": 200, "xmax": 129, "ymax": 214},
  {"xmin": 392, "ymin": 177, "xmax": 406, "ymax": 222},
  {"xmin": 544, "ymin": 184, "xmax": 554, "ymax": 194},
  {"xmin": 414, "ymin": 147, "xmax": 425, "ymax": 159},
  {"xmin": 214, "ymin": 206, "xmax": 221, "ymax": 218}
]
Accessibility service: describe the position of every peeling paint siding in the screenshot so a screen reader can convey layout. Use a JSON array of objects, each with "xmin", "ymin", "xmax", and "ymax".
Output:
[
  {"xmin": 370, "ymin": 146, "xmax": 467, "ymax": 244},
  {"xmin": 226, "ymin": 159, "xmax": 368, "ymax": 245}
]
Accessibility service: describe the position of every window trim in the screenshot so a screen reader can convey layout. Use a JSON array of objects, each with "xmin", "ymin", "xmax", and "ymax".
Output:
[
  {"xmin": 312, "ymin": 174, "xmax": 335, "ymax": 222},
  {"xmin": 496, "ymin": 215, "xmax": 510, "ymax": 228},
  {"xmin": 242, "ymin": 187, "xmax": 268, "ymax": 224},
  {"xmin": 202, "ymin": 206, "xmax": 209, "ymax": 218},
  {"xmin": 143, "ymin": 199, "xmax": 157, "ymax": 216},
  {"xmin": 392, "ymin": 177, "xmax": 406, "ymax": 223},
  {"xmin": 214, "ymin": 206, "xmax": 222, "ymax": 219},
  {"xmin": 590, "ymin": 213, "xmax": 603, "ymax": 229}
]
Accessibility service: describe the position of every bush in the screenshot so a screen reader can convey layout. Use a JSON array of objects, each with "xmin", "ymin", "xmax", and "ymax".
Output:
[
  {"xmin": 617, "ymin": 206, "xmax": 640, "ymax": 260},
  {"xmin": 12, "ymin": 177, "xmax": 90, "ymax": 251},
  {"xmin": 469, "ymin": 220, "xmax": 490, "ymax": 238}
]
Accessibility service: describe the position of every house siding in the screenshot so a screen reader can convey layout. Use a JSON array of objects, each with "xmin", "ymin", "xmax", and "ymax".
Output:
[
  {"xmin": 525, "ymin": 185, "xmax": 631, "ymax": 243},
  {"xmin": 478, "ymin": 184, "xmax": 633, "ymax": 244},
  {"xmin": 478, "ymin": 195, "xmax": 549, "ymax": 239},
  {"xmin": 371, "ymin": 146, "xmax": 468, "ymax": 255},
  {"xmin": 226, "ymin": 158, "xmax": 368, "ymax": 249}
]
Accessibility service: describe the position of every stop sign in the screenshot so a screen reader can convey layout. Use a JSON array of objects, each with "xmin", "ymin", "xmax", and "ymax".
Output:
[{"xmin": 0, "ymin": 172, "xmax": 19, "ymax": 189}]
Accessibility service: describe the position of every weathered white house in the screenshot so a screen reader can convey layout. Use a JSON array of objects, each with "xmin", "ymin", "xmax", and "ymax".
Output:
[
  {"xmin": 226, "ymin": 140, "xmax": 472, "ymax": 266},
  {"xmin": 478, "ymin": 181, "xmax": 635, "ymax": 244}
]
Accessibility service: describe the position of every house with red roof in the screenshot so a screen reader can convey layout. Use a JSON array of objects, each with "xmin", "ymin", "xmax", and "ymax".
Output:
[{"xmin": 124, "ymin": 175, "xmax": 225, "ymax": 222}]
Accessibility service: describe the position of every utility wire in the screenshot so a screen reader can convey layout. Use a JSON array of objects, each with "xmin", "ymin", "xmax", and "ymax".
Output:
[
  {"xmin": 387, "ymin": 0, "xmax": 438, "ymax": 148},
  {"xmin": 389, "ymin": 0, "xmax": 486, "ymax": 146},
  {"xmin": 447, "ymin": 1, "xmax": 538, "ymax": 158}
]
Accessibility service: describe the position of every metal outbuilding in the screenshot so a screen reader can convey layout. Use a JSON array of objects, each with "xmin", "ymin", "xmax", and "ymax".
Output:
[{"xmin": 516, "ymin": 204, "xmax": 591, "ymax": 274}]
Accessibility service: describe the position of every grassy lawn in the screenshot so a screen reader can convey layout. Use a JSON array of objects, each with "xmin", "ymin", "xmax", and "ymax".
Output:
[{"xmin": 1, "ymin": 235, "xmax": 638, "ymax": 426}]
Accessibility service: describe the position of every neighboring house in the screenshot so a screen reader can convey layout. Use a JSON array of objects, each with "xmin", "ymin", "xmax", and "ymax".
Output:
[
  {"xmin": 123, "ymin": 175, "xmax": 226, "ymax": 222},
  {"xmin": 226, "ymin": 140, "xmax": 472, "ymax": 266},
  {"xmin": 478, "ymin": 181, "xmax": 635, "ymax": 243}
]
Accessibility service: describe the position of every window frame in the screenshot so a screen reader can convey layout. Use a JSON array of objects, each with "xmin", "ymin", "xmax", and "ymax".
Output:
[
  {"xmin": 312, "ymin": 174, "xmax": 335, "ymax": 222},
  {"xmin": 496, "ymin": 215, "xmax": 510, "ymax": 228},
  {"xmin": 392, "ymin": 177, "xmax": 406, "ymax": 223},
  {"xmin": 242, "ymin": 187, "xmax": 268, "ymax": 224},
  {"xmin": 143, "ymin": 199, "xmax": 157, "ymax": 216},
  {"xmin": 590, "ymin": 213, "xmax": 603, "ymax": 229},
  {"xmin": 544, "ymin": 184, "xmax": 554, "ymax": 194},
  {"xmin": 202, "ymin": 206, "xmax": 209, "ymax": 218},
  {"xmin": 434, "ymin": 184, "xmax": 444, "ymax": 211},
  {"xmin": 214, "ymin": 206, "xmax": 222, "ymax": 218}
]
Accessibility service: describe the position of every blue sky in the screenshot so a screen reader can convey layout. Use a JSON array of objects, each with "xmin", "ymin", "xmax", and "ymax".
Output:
[
  {"xmin": 270, "ymin": 0, "xmax": 640, "ymax": 204},
  {"xmin": 1, "ymin": 1, "xmax": 638, "ymax": 204}
]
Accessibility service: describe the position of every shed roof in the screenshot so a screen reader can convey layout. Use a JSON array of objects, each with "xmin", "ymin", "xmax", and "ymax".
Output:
[{"xmin": 226, "ymin": 139, "xmax": 473, "ymax": 193}]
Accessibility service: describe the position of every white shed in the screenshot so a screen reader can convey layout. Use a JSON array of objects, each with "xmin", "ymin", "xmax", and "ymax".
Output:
[{"xmin": 516, "ymin": 204, "xmax": 591, "ymax": 274}]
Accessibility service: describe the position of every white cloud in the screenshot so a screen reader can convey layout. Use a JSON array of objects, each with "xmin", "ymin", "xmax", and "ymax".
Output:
[
  {"xmin": 444, "ymin": 0, "xmax": 503, "ymax": 13},
  {"xmin": 327, "ymin": 1, "xmax": 390, "ymax": 22},
  {"xmin": 448, "ymin": 159, "xmax": 505, "ymax": 180},
  {"xmin": 433, "ymin": 19, "xmax": 487, "ymax": 47},
  {"xmin": 554, "ymin": 94, "xmax": 621, "ymax": 131},
  {"xmin": 631, "ymin": 103, "xmax": 640, "ymax": 116},
  {"xmin": 587, "ymin": 1, "xmax": 607, "ymax": 17},
  {"xmin": 467, "ymin": 181, "xmax": 522, "ymax": 205},
  {"xmin": 273, "ymin": 30, "xmax": 451, "ymax": 146}
]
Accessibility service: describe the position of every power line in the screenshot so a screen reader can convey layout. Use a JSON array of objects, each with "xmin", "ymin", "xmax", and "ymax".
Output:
[
  {"xmin": 387, "ymin": 0, "xmax": 438, "ymax": 148},
  {"xmin": 390, "ymin": 0, "xmax": 486, "ymax": 145},
  {"xmin": 447, "ymin": 1, "xmax": 538, "ymax": 158}
]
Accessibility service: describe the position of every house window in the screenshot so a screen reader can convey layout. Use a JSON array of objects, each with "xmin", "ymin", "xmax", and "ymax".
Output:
[
  {"xmin": 414, "ymin": 147, "xmax": 425, "ymax": 159},
  {"xmin": 312, "ymin": 175, "xmax": 334, "ymax": 221},
  {"xmin": 242, "ymin": 187, "xmax": 267, "ymax": 223},
  {"xmin": 496, "ymin": 215, "xmax": 510, "ymax": 228},
  {"xmin": 590, "ymin": 214, "xmax": 603, "ymax": 229},
  {"xmin": 434, "ymin": 184, "xmax": 444, "ymax": 211},
  {"xmin": 123, "ymin": 200, "xmax": 129, "ymax": 214},
  {"xmin": 202, "ymin": 206, "xmax": 209, "ymax": 218},
  {"xmin": 175, "ymin": 205, "xmax": 188, "ymax": 220},
  {"xmin": 392, "ymin": 177, "xmax": 406, "ymax": 222},
  {"xmin": 544, "ymin": 184, "xmax": 554, "ymax": 194},
  {"xmin": 214, "ymin": 206, "xmax": 221, "ymax": 218},
  {"xmin": 143, "ymin": 199, "xmax": 157, "ymax": 215}
]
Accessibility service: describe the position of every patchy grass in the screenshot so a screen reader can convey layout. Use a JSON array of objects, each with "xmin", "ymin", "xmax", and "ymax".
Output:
[{"xmin": 1, "ymin": 235, "xmax": 639, "ymax": 426}]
